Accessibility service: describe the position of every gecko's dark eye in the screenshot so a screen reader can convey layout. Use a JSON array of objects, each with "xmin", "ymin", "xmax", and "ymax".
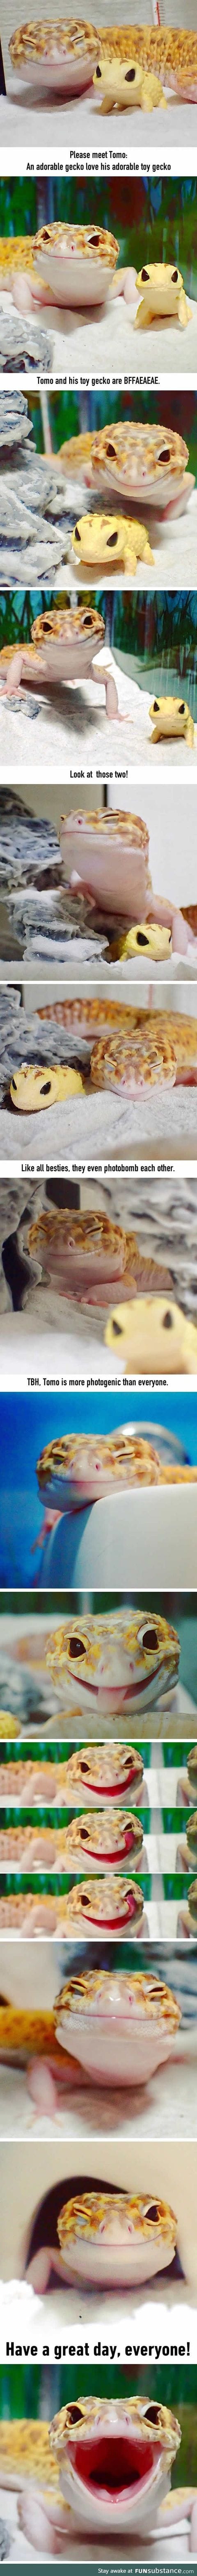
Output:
[
  {"xmin": 125, "ymin": 66, "xmax": 135, "ymax": 79},
  {"xmin": 179, "ymin": 701, "xmax": 185, "ymax": 713},
  {"xmin": 66, "ymin": 2406, "xmax": 84, "ymax": 2426},
  {"xmin": 107, "ymin": 444, "xmax": 117, "ymax": 458},
  {"xmin": 107, "ymin": 529, "xmax": 118, "ymax": 546},
  {"xmin": 145, "ymin": 2404, "xmax": 161, "ymax": 2424},
  {"xmin": 112, "ymin": 1318, "xmax": 122, "ymax": 1336},
  {"xmin": 68, "ymin": 1637, "xmax": 86, "ymax": 1659},
  {"xmin": 163, "ymin": 1308, "xmax": 174, "ymax": 1329},
  {"xmin": 172, "ymin": 269, "xmax": 178, "ymax": 281},
  {"xmin": 153, "ymin": 700, "xmax": 159, "ymax": 713},
  {"xmin": 75, "ymin": 525, "xmax": 80, "ymax": 540},
  {"xmin": 11, "ymin": 1077, "xmax": 17, "ymax": 1090},
  {"xmin": 146, "ymin": 2204, "xmax": 160, "ymax": 2223},
  {"xmin": 139, "ymin": 1626, "xmax": 158, "ymax": 1652},
  {"xmin": 96, "ymin": 65, "xmax": 101, "ymax": 76},
  {"xmin": 83, "ymin": 614, "xmax": 92, "ymax": 626},
  {"xmin": 40, "ymin": 1080, "xmax": 51, "ymax": 1096},
  {"xmin": 89, "ymin": 232, "xmax": 100, "ymax": 245},
  {"xmin": 158, "ymin": 447, "xmax": 170, "ymax": 463},
  {"xmin": 141, "ymin": 268, "xmax": 149, "ymax": 281}
]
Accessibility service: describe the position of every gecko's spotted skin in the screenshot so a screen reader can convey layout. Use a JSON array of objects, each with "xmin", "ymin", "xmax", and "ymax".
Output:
[
  {"xmin": 55, "ymin": 1963, "xmax": 181, "ymax": 2086},
  {"xmin": 37, "ymin": 1425, "xmax": 179, "ymax": 1510},
  {"xmin": 34, "ymin": 220, "xmax": 118, "ymax": 269},
  {"xmin": 134, "ymin": 264, "xmax": 190, "ymax": 331},
  {"xmin": 60, "ymin": 1741, "xmax": 144, "ymax": 1805},
  {"xmin": 71, "ymin": 510, "xmax": 153, "ymax": 577},
  {"xmin": 90, "ymin": 1026, "xmax": 177, "ymax": 1094},
  {"xmin": 49, "ymin": 2394, "xmax": 181, "ymax": 2535},
  {"xmin": 149, "ymin": 696, "xmax": 195, "ymax": 748},
  {"xmin": 90, "ymin": 419, "xmax": 189, "ymax": 505},
  {"xmin": 0, "ymin": 605, "xmax": 118, "ymax": 722},
  {"xmin": 46, "ymin": 1608, "xmax": 179, "ymax": 1719},
  {"xmin": 57, "ymin": 2188, "xmax": 177, "ymax": 2288},
  {"xmin": 56, "ymin": 1805, "xmax": 144, "ymax": 1871}
]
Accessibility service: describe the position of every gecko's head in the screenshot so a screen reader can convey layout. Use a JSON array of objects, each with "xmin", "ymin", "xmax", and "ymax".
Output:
[{"xmin": 49, "ymin": 2393, "xmax": 181, "ymax": 2531}]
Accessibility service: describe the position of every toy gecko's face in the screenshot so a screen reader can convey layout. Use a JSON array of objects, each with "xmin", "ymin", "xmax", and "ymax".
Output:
[
  {"xmin": 49, "ymin": 2395, "xmax": 181, "ymax": 2533},
  {"xmin": 46, "ymin": 1608, "xmax": 179, "ymax": 1716},
  {"xmin": 55, "ymin": 1964, "xmax": 181, "ymax": 2087},
  {"xmin": 136, "ymin": 262, "xmax": 183, "ymax": 312},
  {"xmin": 65, "ymin": 1742, "xmax": 144, "ymax": 1804},
  {"xmin": 27, "ymin": 1209, "xmax": 126, "ymax": 1296},
  {"xmin": 9, "ymin": 1064, "xmax": 83, "ymax": 1112},
  {"xmin": 118, "ymin": 922, "xmax": 172, "ymax": 960},
  {"xmin": 31, "ymin": 604, "xmax": 105, "ymax": 679},
  {"xmin": 63, "ymin": 1804, "xmax": 143, "ymax": 1867},
  {"xmin": 105, "ymin": 1293, "xmax": 197, "ymax": 1377},
  {"xmin": 57, "ymin": 2187, "xmax": 177, "ymax": 2289},
  {"xmin": 149, "ymin": 695, "xmax": 191, "ymax": 739},
  {"xmin": 94, "ymin": 56, "xmax": 143, "ymax": 102},
  {"xmin": 71, "ymin": 511, "xmax": 147, "ymax": 569}
]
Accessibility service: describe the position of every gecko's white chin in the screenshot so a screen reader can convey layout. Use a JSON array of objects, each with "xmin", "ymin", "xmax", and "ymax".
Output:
[{"xmin": 61, "ymin": 2427, "xmax": 165, "ymax": 2533}]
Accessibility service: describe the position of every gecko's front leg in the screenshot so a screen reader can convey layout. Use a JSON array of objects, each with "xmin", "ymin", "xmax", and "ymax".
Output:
[{"xmin": 92, "ymin": 657, "xmax": 119, "ymax": 717}]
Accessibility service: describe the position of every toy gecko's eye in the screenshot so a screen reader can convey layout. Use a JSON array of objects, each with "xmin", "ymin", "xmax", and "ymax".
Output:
[
  {"xmin": 95, "ymin": 64, "xmax": 101, "ymax": 76},
  {"xmin": 158, "ymin": 447, "xmax": 170, "ymax": 462},
  {"xmin": 179, "ymin": 701, "xmax": 185, "ymax": 712},
  {"xmin": 111, "ymin": 1317, "xmax": 122, "ymax": 1335},
  {"xmin": 163, "ymin": 1307, "xmax": 174, "ymax": 1329},
  {"xmin": 136, "ymin": 931, "xmax": 149, "ymax": 947},
  {"xmin": 75, "ymin": 524, "xmax": 80, "ymax": 540},
  {"xmin": 40, "ymin": 1080, "xmax": 52, "ymax": 1096},
  {"xmin": 107, "ymin": 529, "xmax": 118, "ymax": 545},
  {"xmin": 138, "ymin": 1625, "xmax": 158, "ymax": 1652},
  {"xmin": 153, "ymin": 700, "xmax": 159, "ymax": 713},
  {"xmin": 125, "ymin": 66, "xmax": 135, "ymax": 79},
  {"xmin": 11, "ymin": 1077, "xmax": 17, "ymax": 1090},
  {"xmin": 172, "ymin": 269, "xmax": 178, "ymax": 282},
  {"xmin": 68, "ymin": 1636, "xmax": 87, "ymax": 1659},
  {"xmin": 141, "ymin": 268, "xmax": 149, "ymax": 281}
]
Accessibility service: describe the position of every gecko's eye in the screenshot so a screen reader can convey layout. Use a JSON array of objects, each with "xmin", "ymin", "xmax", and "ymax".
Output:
[
  {"xmin": 179, "ymin": 701, "xmax": 185, "ymax": 713},
  {"xmin": 138, "ymin": 1625, "xmax": 158, "ymax": 1652},
  {"xmin": 107, "ymin": 529, "xmax": 118, "ymax": 546},
  {"xmin": 40, "ymin": 1080, "xmax": 52, "ymax": 1096},
  {"xmin": 95, "ymin": 64, "xmax": 101, "ymax": 76},
  {"xmin": 172, "ymin": 268, "xmax": 178, "ymax": 281},
  {"xmin": 125, "ymin": 66, "xmax": 136, "ymax": 79},
  {"xmin": 74, "ymin": 525, "xmax": 80, "ymax": 540},
  {"xmin": 141, "ymin": 268, "xmax": 149, "ymax": 281},
  {"xmin": 83, "ymin": 615, "xmax": 92, "ymax": 627},
  {"xmin": 163, "ymin": 1308, "xmax": 174, "ymax": 1329},
  {"xmin": 106, "ymin": 443, "xmax": 117, "ymax": 458},
  {"xmin": 153, "ymin": 700, "xmax": 159, "ymax": 713},
  {"xmin": 68, "ymin": 1636, "xmax": 86, "ymax": 1659},
  {"xmin": 158, "ymin": 447, "xmax": 170, "ymax": 463}
]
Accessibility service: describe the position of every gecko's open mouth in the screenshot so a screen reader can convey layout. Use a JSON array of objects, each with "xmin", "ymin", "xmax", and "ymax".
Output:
[{"xmin": 68, "ymin": 2426, "xmax": 155, "ymax": 2500}]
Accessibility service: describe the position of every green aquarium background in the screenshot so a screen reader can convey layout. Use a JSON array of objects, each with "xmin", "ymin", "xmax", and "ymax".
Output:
[
  {"xmin": 0, "ymin": 2357, "xmax": 195, "ymax": 2490},
  {"xmin": 1, "ymin": 172, "xmax": 197, "ymax": 294},
  {"xmin": 0, "ymin": 590, "xmax": 196, "ymax": 714}
]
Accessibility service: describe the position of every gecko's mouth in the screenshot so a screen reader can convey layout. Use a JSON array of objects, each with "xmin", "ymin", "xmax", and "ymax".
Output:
[{"xmin": 68, "ymin": 2427, "xmax": 155, "ymax": 2500}]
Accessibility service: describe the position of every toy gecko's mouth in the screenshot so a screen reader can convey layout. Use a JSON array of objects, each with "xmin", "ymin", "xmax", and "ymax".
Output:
[{"xmin": 67, "ymin": 2425, "xmax": 155, "ymax": 2501}]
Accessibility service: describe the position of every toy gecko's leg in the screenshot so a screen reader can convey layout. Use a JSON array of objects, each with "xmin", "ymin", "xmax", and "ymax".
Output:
[
  {"xmin": 1, "ymin": 648, "xmax": 25, "ymax": 697},
  {"xmin": 133, "ymin": 297, "xmax": 151, "ymax": 328},
  {"xmin": 92, "ymin": 657, "xmax": 119, "ymax": 716},
  {"xmin": 150, "ymin": 723, "xmax": 160, "ymax": 742},
  {"xmin": 178, "ymin": 288, "xmax": 190, "ymax": 326},
  {"xmin": 185, "ymin": 716, "xmax": 194, "ymax": 745},
  {"xmin": 123, "ymin": 547, "xmax": 137, "ymax": 574},
  {"xmin": 142, "ymin": 539, "xmax": 154, "ymax": 564}
]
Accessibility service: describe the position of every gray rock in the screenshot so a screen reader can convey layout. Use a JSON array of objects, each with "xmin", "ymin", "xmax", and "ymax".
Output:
[
  {"xmin": 0, "ymin": 312, "xmax": 52, "ymax": 371},
  {"xmin": 0, "ymin": 789, "xmax": 60, "ymax": 886},
  {"xmin": 0, "ymin": 389, "xmax": 34, "ymax": 450},
  {"xmin": 0, "ymin": 2522, "xmax": 10, "ymax": 2559}
]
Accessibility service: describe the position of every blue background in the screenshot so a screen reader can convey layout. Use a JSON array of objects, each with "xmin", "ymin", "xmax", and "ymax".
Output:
[{"xmin": 0, "ymin": 1389, "xmax": 197, "ymax": 1586}]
